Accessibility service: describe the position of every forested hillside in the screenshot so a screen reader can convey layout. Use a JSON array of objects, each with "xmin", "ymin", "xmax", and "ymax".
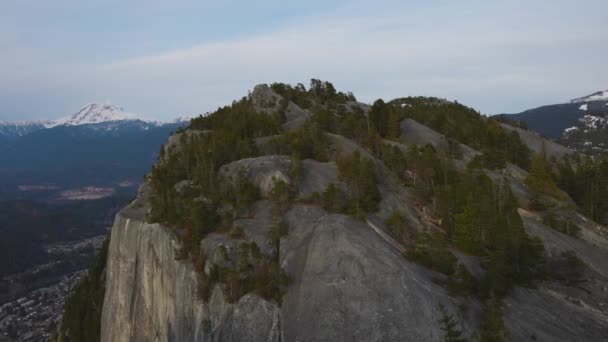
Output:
[{"xmin": 61, "ymin": 80, "xmax": 608, "ymax": 341}]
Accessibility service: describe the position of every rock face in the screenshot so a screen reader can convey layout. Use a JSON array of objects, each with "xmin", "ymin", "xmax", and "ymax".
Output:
[
  {"xmin": 251, "ymin": 85, "xmax": 283, "ymax": 114},
  {"xmin": 101, "ymin": 188, "xmax": 475, "ymax": 342},
  {"xmin": 500, "ymin": 123, "xmax": 574, "ymax": 160},
  {"xmin": 280, "ymin": 206, "xmax": 476, "ymax": 342},
  {"xmin": 100, "ymin": 188, "xmax": 281, "ymax": 342}
]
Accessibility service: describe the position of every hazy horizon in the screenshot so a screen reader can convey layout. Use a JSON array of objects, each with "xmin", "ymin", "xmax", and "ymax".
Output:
[{"xmin": 1, "ymin": 0, "xmax": 607, "ymax": 121}]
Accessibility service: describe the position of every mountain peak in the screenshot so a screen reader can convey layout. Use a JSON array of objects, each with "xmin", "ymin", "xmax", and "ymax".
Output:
[
  {"xmin": 571, "ymin": 90, "xmax": 608, "ymax": 103},
  {"xmin": 53, "ymin": 103, "xmax": 139, "ymax": 127}
]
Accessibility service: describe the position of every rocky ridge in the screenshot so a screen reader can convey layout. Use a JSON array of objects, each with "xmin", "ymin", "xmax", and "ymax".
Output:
[{"xmin": 97, "ymin": 83, "xmax": 608, "ymax": 342}]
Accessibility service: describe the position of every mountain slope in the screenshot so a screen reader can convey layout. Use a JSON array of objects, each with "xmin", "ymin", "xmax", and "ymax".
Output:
[
  {"xmin": 558, "ymin": 111, "xmax": 608, "ymax": 155},
  {"xmin": 497, "ymin": 103, "xmax": 586, "ymax": 139},
  {"xmin": 0, "ymin": 121, "xmax": 49, "ymax": 139},
  {"xmin": 59, "ymin": 81, "xmax": 608, "ymax": 342}
]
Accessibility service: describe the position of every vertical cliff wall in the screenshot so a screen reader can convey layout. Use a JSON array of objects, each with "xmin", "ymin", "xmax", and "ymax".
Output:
[{"xmin": 100, "ymin": 188, "xmax": 281, "ymax": 342}]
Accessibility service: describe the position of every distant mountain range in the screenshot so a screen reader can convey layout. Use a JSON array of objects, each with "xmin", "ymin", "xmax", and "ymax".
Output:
[
  {"xmin": 0, "ymin": 104, "xmax": 190, "ymax": 200},
  {"xmin": 496, "ymin": 89, "xmax": 608, "ymax": 155},
  {"xmin": 496, "ymin": 89, "xmax": 608, "ymax": 138},
  {"xmin": 0, "ymin": 103, "xmax": 184, "ymax": 138}
]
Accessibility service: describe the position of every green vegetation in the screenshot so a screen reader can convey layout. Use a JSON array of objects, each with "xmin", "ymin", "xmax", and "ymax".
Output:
[
  {"xmin": 526, "ymin": 155, "xmax": 564, "ymax": 200},
  {"xmin": 386, "ymin": 211, "xmax": 417, "ymax": 244},
  {"xmin": 437, "ymin": 304, "xmax": 467, "ymax": 342},
  {"xmin": 395, "ymin": 144, "xmax": 546, "ymax": 298},
  {"xmin": 494, "ymin": 115, "xmax": 528, "ymax": 130},
  {"xmin": 270, "ymin": 79, "xmax": 355, "ymax": 110},
  {"xmin": 196, "ymin": 179, "xmax": 293, "ymax": 304},
  {"xmin": 322, "ymin": 183, "xmax": 347, "ymax": 213},
  {"xmin": 56, "ymin": 240, "xmax": 108, "ymax": 342},
  {"xmin": 390, "ymin": 97, "xmax": 532, "ymax": 170},
  {"xmin": 336, "ymin": 151, "xmax": 381, "ymax": 217},
  {"xmin": 556, "ymin": 155, "xmax": 608, "ymax": 225},
  {"xmin": 405, "ymin": 232, "xmax": 457, "ymax": 276},
  {"xmin": 542, "ymin": 213, "xmax": 581, "ymax": 237},
  {"xmin": 317, "ymin": 151, "xmax": 381, "ymax": 218},
  {"xmin": 197, "ymin": 242, "xmax": 290, "ymax": 304},
  {"xmin": 261, "ymin": 121, "xmax": 329, "ymax": 161},
  {"xmin": 479, "ymin": 296, "xmax": 510, "ymax": 342},
  {"xmin": 149, "ymin": 95, "xmax": 295, "ymax": 304},
  {"xmin": 142, "ymin": 80, "xmax": 596, "ymax": 340}
]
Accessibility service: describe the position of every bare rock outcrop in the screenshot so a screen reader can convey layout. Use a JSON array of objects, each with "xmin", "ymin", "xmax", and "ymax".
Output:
[
  {"xmin": 251, "ymin": 85, "xmax": 283, "ymax": 114},
  {"xmin": 500, "ymin": 123, "xmax": 574, "ymax": 160}
]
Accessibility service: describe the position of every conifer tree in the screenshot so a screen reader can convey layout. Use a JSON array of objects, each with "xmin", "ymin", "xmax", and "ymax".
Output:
[
  {"xmin": 387, "ymin": 109, "xmax": 401, "ymax": 140},
  {"xmin": 437, "ymin": 304, "xmax": 467, "ymax": 342}
]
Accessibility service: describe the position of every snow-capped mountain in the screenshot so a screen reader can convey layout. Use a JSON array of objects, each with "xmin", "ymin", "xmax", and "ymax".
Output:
[
  {"xmin": 50, "ymin": 103, "xmax": 150, "ymax": 127},
  {"xmin": 571, "ymin": 90, "xmax": 608, "ymax": 103},
  {"xmin": 0, "ymin": 103, "xmax": 191, "ymax": 139},
  {"xmin": 0, "ymin": 104, "xmax": 190, "ymax": 200}
]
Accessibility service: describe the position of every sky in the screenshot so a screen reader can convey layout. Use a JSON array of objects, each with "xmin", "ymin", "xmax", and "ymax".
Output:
[{"xmin": 1, "ymin": 0, "xmax": 607, "ymax": 121}]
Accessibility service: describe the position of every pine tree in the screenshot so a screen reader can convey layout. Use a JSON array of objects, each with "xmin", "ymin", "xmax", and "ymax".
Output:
[
  {"xmin": 437, "ymin": 304, "xmax": 467, "ymax": 342},
  {"xmin": 526, "ymin": 154, "xmax": 562, "ymax": 199},
  {"xmin": 479, "ymin": 296, "xmax": 510, "ymax": 342},
  {"xmin": 387, "ymin": 108, "xmax": 401, "ymax": 139},
  {"xmin": 369, "ymin": 99, "xmax": 390, "ymax": 137},
  {"xmin": 454, "ymin": 195, "xmax": 482, "ymax": 255}
]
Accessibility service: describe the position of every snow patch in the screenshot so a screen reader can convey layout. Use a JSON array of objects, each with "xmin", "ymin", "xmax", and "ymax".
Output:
[
  {"xmin": 571, "ymin": 90, "xmax": 608, "ymax": 103},
  {"xmin": 579, "ymin": 104, "xmax": 588, "ymax": 111},
  {"xmin": 564, "ymin": 126, "xmax": 579, "ymax": 133},
  {"xmin": 579, "ymin": 115, "xmax": 606, "ymax": 130}
]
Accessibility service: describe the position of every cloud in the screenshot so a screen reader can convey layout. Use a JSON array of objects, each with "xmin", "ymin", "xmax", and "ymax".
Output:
[{"xmin": 0, "ymin": 1, "xmax": 607, "ymax": 120}]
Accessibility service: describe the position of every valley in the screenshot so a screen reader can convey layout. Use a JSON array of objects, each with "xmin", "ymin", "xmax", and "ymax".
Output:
[{"xmin": 0, "ymin": 104, "xmax": 187, "ymax": 341}]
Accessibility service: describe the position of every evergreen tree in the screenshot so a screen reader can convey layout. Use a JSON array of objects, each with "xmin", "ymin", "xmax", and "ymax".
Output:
[
  {"xmin": 526, "ymin": 154, "xmax": 562, "ymax": 199},
  {"xmin": 437, "ymin": 304, "xmax": 467, "ymax": 342},
  {"xmin": 337, "ymin": 151, "xmax": 381, "ymax": 215},
  {"xmin": 387, "ymin": 108, "xmax": 401, "ymax": 140},
  {"xmin": 479, "ymin": 296, "xmax": 510, "ymax": 342},
  {"xmin": 454, "ymin": 194, "xmax": 482, "ymax": 255},
  {"xmin": 369, "ymin": 99, "xmax": 390, "ymax": 137}
]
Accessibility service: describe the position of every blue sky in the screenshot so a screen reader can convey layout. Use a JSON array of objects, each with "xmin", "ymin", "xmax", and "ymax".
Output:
[{"xmin": 1, "ymin": 0, "xmax": 607, "ymax": 121}]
